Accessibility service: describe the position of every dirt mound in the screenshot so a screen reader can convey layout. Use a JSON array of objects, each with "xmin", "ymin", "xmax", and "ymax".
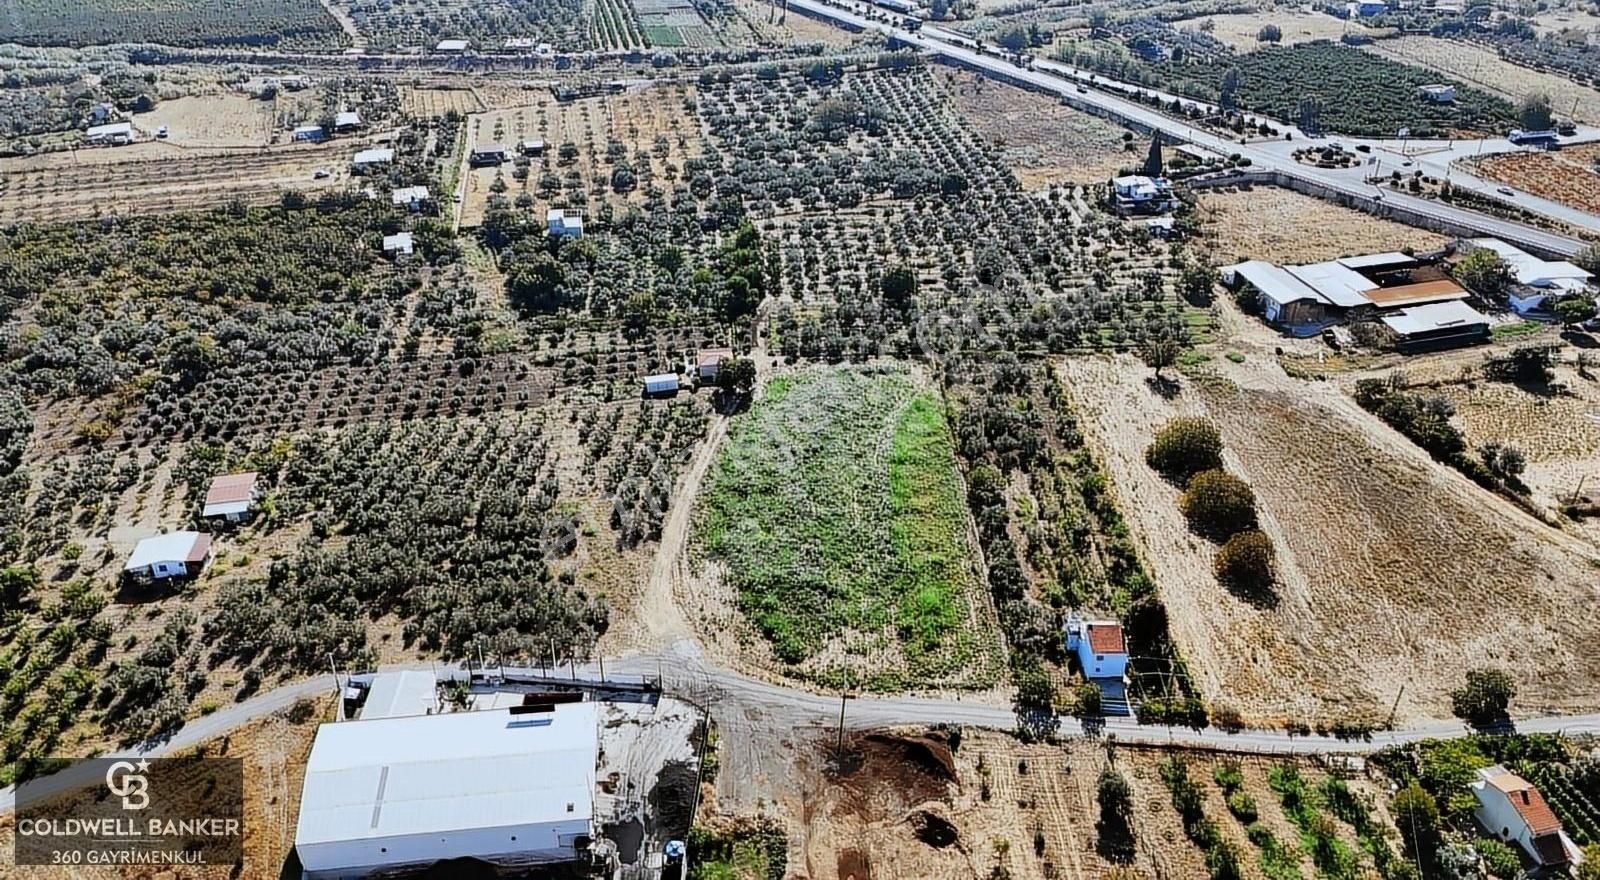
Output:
[
  {"xmin": 827, "ymin": 731, "xmax": 959, "ymax": 822},
  {"xmin": 908, "ymin": 806, "xmax": 961, "ymax": 849}
]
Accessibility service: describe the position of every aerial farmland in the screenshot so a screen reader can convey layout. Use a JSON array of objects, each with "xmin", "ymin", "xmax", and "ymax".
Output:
[{"xmin": 4, "ymin": 0, "xmax": 1600, "ymax": 877}]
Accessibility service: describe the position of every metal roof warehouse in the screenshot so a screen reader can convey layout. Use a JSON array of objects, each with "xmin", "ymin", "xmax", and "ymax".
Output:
[{"xmin": 294, "ymin": 701, "xmax": 600, "ymax": 878}]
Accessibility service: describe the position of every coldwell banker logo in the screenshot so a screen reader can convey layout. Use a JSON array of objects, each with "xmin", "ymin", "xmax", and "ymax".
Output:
[
  {"xmin": 105, "ymin": 760, "xmax": 150, "ymax": 811},
  {"xmin": 13, "ymin": 757, "xmax": 244, "ymax": 867}
]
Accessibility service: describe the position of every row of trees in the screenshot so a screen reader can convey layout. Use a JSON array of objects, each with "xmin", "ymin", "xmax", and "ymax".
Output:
[{"xmin": 1145, "ymin": 417, "xmax": 1276, "ymax": 604}]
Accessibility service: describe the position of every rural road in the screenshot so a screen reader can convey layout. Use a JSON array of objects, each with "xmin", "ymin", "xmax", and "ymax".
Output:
[
  {"xmin": 5, "ymin": 640, "xmax": 1600, "ymax": 815},
  {"xmin": 790, "ymin": 0, "xmax": 1598, "ymax": 254}
]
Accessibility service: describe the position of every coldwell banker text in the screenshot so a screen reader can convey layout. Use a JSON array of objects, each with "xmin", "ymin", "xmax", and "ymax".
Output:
[{"xmin": 13, "ymin": 757, "xmax": 245, "ymax": 866}]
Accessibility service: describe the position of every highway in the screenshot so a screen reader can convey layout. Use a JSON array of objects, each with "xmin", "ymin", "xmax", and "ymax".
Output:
[
  {"xmin": 6, "ymin": 641, "xmax": 1600, "ymax": 815},
  {"xmin": 789, "ymin": 0, "xmax": 1597, "ymax": 255}
]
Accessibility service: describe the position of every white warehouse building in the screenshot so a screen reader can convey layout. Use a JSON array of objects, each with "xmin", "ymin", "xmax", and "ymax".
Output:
[{"xmin": 294, "ymin": 701, "xmax": 600, "ymax": 878}]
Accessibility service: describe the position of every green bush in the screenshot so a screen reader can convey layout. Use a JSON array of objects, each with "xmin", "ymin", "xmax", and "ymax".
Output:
[
  {"xmin": 1226, "ymin": 790, "xmax": 1258, "ymax": 823},
  {"xmin": 1474, "ymin": 837, "xmax": 1521, "ymax": 878},
  {"xmin": 1180, "ymin": 469, "xmax": 1258, "ymax": 541},
  {"xmin": 1145, "ymin": 417, "xmax": 1224, "ymax": 485},
  {"xmin": 1451, "ymin": 668, "xmax": 1515, "ymax": 727},
  {"xmin": 1213, "ymin": 530, "xmax": 1276, "ymax": 600}
]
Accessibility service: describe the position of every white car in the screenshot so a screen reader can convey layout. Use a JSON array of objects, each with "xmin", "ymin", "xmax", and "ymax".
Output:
[
  {"xmin": 313, "ymin": 168, "xmax": 331, "ymax": 179},
  {"xmin": 155, "ymin": 125, "xmax": 169, "ymax": 139},
  {"xmin": 1497, "ymin": 186, "xmax": 1515, "ymax": 196}
]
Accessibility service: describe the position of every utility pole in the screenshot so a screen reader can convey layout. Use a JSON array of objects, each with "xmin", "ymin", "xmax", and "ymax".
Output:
[
  {"xmin": 327, "ymin": 652, "xmax": 340, "ymax": 691},
  {"xmin": 1386, "ymin": 684, "xmax": 1405, "ymax": 730},
  {"xmin": 836, "ymin": 691, "xmax": 853, "ymax": 754}
]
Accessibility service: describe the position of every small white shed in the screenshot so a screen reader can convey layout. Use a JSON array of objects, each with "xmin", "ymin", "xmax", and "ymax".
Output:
[
  {"xmin": 124, "ymin": 532, "xmax": 212, "ymax": 580},
  {"xmin": 643, "ymin": 373, "xmax": 680, "ymax": 396}
]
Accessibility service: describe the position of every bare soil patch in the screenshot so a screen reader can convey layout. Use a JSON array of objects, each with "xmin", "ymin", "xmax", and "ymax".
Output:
[
  {"xmin": 1199, "ymin": 184, "xmax": 1449, "ymax": 265},
  {"xmin": 131, "ymin": 93, "xmax": 274, "ymax": 147},
  {"xmin": 943, "ymin": 69, "xmax": 1132, "ymax": 187},
  {"xmin": 1058, "ymin": 353, "xmax": 1600, "ymax": 723}
]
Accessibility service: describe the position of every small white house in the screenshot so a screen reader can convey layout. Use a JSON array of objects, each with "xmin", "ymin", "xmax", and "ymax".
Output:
[
  {"xmin": 391, "ymin": 185, "xmax": 431, "ymax": 211},
  {"xmin": 334, "ymin": 110, "xmax": 362, "ymax": 132},
  {"xmin": 383, "ymin": 232, "xmax": 415, "ymax": 258},
  {"xmin": 643, "ymin": 373, "xmax": 680, "ymax": 396},
  {"xmin": 1418, "ymin": 84, "xmax": 1456, "ymax": 103},
  {"xmin": 1065, "ymin": 614, "xmax": 1129, "ymax": 681},
  {"xmin": 547, "ymin": 208, "xmax": 584, "ymax": 239},
  {"xmin": 84, "ymin": 121, "xmax": 134, "ymax": 146},
  {"xmin": 519, "ymin": 139, "xmax": 547, "ymax": 157},
  {"xmin": 695, "ymin": 348, "xmax": 733, "ymax": 383},
  {"xmin": 435, "ymin": 38, "xmax": 470, "ymax": 53},
  {"xmin": 202, "ymin": 472, "xmax": 261, "ymax": 521},
  {"xmin": 292, "ymin": 124, "xmax": 325, "ymax": 142},
  {"xmin": 1110, "ymin": 175, "xmax": 1176, "ymax": 214},
  {"xmin": 352, "ymin": 147, "xmax": 394, "ymax": 170},
  {"xmin": 124, "ymin": 532, "xmax": 212, "ymax": 581},
  {"xmin": 1471, "ymin": 765, "xmax": 1582, "ymax": 869}
]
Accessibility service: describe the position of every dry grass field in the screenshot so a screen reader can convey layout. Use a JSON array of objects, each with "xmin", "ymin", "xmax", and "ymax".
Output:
[
  {"xmin": 0, "ymin": 694, "xmax": 331, "ymax": 880},
  {"xmin": 458, "ymin": 82, "xmax": 701, "ymax": 228},
  {"xmin": 1199, "ymin": 185, "xmax": 1450, "ymax": 265},
  {"xmin": 1198, "ymin": 11, "xmax": 1388, "ymax": 51},
  {"xmin": 401, "ymin": 85, "xmax": 485, "ymax": 116},
  {"xmin": 130, "ymin": 93, "xmax": 275, "ymax": 147},
  {"xmin": 731, "ymin": 0, "xmax": 870, "ymax": 48},
  {"xmin": 1402, "ymin": 357, "xmax": 1600, "ymax": 516},
  {"xmin": 1532, "ymin": 5, "xmax": 1600, "ymax": 36},
  {"xmin": 0, "ymin": 143, "xmax": 348, "ymax": 222},
  {"xmin": 943, "ymin": 69, "xmax": 1132, "ymax": 187},
  {"xmin": 1059, "ymin": 353, "xmax": 1600, "ymax": 724},
  {"xmin": 1470, "ymin": 142, "xmax": 1600, "ymax": 214},
  {"xmin": 1370, "ymin": 36, "xmax": 1600, "ymax": 124}
]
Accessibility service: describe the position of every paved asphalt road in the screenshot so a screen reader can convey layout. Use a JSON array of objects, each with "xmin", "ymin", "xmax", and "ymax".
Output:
[
  {"xmin": 795, "ymin": 0, "xmax": 1597, "ymax": 254},
  {"xmin": 5, "ymin": 642, "xmax": 1600, "ymax": 815}
]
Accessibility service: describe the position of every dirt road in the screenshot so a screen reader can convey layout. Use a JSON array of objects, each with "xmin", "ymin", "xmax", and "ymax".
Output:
[{"xmin": 640, "ymin": 412, "xmax": 728, "ymax": 647}]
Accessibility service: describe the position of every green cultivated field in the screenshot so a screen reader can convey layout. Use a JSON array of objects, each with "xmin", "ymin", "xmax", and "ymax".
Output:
[
  {"xmin": 696, "ymin": 366, "xmax": 1000, "ymax": 690},
  {"xmin": 2, "ymin": 0, "xmax": 346, "ymax": 47}
]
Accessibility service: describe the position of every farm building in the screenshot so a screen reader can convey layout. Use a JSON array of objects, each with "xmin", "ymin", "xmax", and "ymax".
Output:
[
  {"xmin": 1226, "ymin": 251, "xmax": 1476, "ymax": 338},
  {"xmin": 547, "ymin": 209, "xmax": 584, "ymax": 239},
  {"xmin": 643, "ymin": 373, "xmax": 680, "ymax": 396},
  {"xmin": 695, "ymin": 348, "xmax": 733, "ymax": 382},
  {"xmin": 875, "ymin": 0, "xmax": 919, "ymax": 13},
  {"xmin": 202, "ymin": 472, "xmax": 261, "ymax": 521},
  {"xmin": 1461, "ymin": 238, "xmax": 1592, "ymax": 314},
  {"xmin": 294, "ymin": 702, "xmax": 600, "ymax": 879},
  {"xmin": 352, "ymin": 147, "xmax": 394, "ymax": 170},
  {"xmin": 435, "ymin": 38, "xmax": 470, "ymax": 53},
  {"xmin": 334, "ymin": 111, "xmax": 362, "ymax": 132},
  {"xmin": 1223, "ymin": 260, "xmax": 1335, "ymax": 334},
  {"xmin": 504, "ymin": 37, "xmax": 538, "ymax": 50},
  {"xmin": 124, "ymin": 532, "xmax": 211, "ymax": 581},
  {"xmin": 519, "ymin": 139, "xmax": 547, "ymax": 157},
  {"xmin": 1347, "ymin": 0, "xmax": 1388, "ymax": 16},
  {"xmin": 359, "ymin": 670, "xmax": 439, "ymax": 720},
  {"xmin": 1109, "ymin": 175, "xmax": 1176, "ymax": 215},
  {"xmin": 1378, "ymin": 300, "xmax": 1490, "ymax": 351},
  {"xmin": 1417, "ymin": 84, "xmax": 1456, "ymax": 103},
  {"xmin": 391, "ymin": 186, "xmax": 431, "ymax": 211},
  {"xmin": 470, "ymin": 143, "xmax": 509, "ymax": 166},
  {"xmin": 293, "ymin": 124, "xmax": 326, "ymax": 142},
  {"xmin": 84, "ymin": 121, "xmax": 133, "ymax": 146},
  {"xmin": 1146, "ymin": 217, "xmax": 1176, "ymax": 238},
  {"xmin": 383, "ymin": 232, "xmax": 415, "ymax": 258},
  {"xmin": 1471, "ymin": 765, "xmax": 1583, "ymax": 868}
]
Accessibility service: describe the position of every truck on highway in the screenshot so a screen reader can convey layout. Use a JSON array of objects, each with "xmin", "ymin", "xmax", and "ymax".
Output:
[{"xmin": 1508, "ymin": 128, "xmax": 1558, "ymax": 147}]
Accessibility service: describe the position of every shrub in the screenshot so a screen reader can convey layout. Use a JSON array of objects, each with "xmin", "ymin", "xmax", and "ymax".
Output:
[
  {"xmin": 1179, "ymin": 469, "xmax": 1258, "ymax": 541},
  {"xmin": 1227, "ymin": 790, "xmax": 1258, "ymax": 823},
  {"xmin": 1096, "ymin": 765, "xmax": 1136, "ymax": 861},
  {"xmin": 1451, "ymin": 668, "xmax": 1515, "ymax": 727},
  {"xmin": 1213, "ymin": 760, "xmax": 1244, "ymax": 792},
  {"xmin": 1474, "ymin": 838, "xmax": 1520, "ymax": 878},
  {"xmin": 1145, "ymin": 417, "xmax": 1224, "ymax": 485},
  {"xmin": 1213, "ymin": 530, "xmax": 1275, "ymax": 600},
  {"xmin": 1392, "ymin": 780, "xmax": 1441, "ymax": 863}
]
